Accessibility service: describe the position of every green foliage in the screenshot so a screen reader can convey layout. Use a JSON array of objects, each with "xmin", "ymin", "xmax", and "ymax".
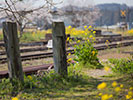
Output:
[
  {"xmin": 74, "ymin": 41, "xmax": 99, "ymax": 65},
  {"xmin": 109, "ymin": 58, "xmax": 133, "ymax": 75},
  {"xmin": 0, "ymin": 34, "xmax": 3, "ymax": 40},
  {"xmin": 73, "ymin": 30, "xmax": 101, "ymax": 68},
  {"xmin": 20, "ymin": 32, "xmax": 45, "ymax": 43},
  {"xmin": 0, "ymin": 65, "xmax": 90, "ymax": 99}
]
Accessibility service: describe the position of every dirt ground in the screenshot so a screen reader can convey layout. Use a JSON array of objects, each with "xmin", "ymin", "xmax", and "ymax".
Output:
[{"xmin": 98, "ymin": 46, "xmax": 133, "ymax": 60}]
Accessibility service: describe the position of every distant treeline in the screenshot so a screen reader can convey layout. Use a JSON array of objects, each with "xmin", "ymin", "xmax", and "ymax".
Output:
[{"xmin": 95, "ymin": 3, "xmax": 133, "ymax": 26}]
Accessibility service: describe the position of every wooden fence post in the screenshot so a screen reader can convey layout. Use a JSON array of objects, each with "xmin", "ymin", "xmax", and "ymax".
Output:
[
  {"xmin": 52, "ymin": 21, "xmax": 67, "ymax": 76},
  {"xmin": 3, "ymin": 22, "xmax": 24, "ymax": 84}
]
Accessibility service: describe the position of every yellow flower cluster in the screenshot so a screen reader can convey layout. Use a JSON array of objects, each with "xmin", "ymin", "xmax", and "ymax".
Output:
[
  {"xmin": 97, "ymin": 82, "xmax": 107, "ymax": 90},
  {"xmin": 125, "ymin": 89, "xmax": 133, "ymax": 99},
  {"xmin": 27, "ymin": 75, "xmax": 32, "ymax": 80},
  {"xmin": 66, "ymin": 25, "xmax": 95, "ymax": 36},
  {"xmin": 12, "ymin": 97, "xmax": 18, "ymax": 100},
  {"xmin": 67, "ymin": 58, "xmax": 72, "ymax": 63},
  {"xmin": 97, "ymin": 81, "xmax": 133, "ymax": 100},
  {"xmin": 101, "ymin": 94, "xmax": 113, "ymax": 100},
  {"xmin": 127, "ymin": 29, "xmax": 133, "ymax": 35},
  {"xmin": 104, "ymin": 66, "xmax": 110, "ymax": 72}
]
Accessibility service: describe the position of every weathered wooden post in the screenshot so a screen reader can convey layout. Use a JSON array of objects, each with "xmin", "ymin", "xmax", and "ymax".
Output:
[
  {"xmin": 3, "ymin": 22, "xmax": 24, "ymax": 84},
  {"xmin": 52, "ymin": 21, "xmax": 67, "ymax": 76}
]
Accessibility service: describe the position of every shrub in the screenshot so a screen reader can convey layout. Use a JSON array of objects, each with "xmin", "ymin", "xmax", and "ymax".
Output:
[
  {"xmin": 70, "ymin": 26, "xmax": 101, "ymax": 68},
  {"xmin": 109, "ymin": 58, "xmax": 133, "ymax": 76}
]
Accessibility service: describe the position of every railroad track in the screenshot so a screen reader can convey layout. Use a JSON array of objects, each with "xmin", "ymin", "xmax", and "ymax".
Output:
[
  {"xmin": 0, "ymin": 35, "xmax": 133, "ymax": 55},
  {"xmin": 0, "ymin": 39, "xmax": 133, "ymax": 64},
  {"xmin": 0, "ymin": 37, "xmax": 133, "ymax": 78}
]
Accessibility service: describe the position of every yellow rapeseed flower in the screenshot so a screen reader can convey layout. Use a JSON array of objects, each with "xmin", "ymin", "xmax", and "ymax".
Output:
[
  {"xmin": 68, "ymin": 53, "xmax": 71, "ymax": 56},
  {"xmin": 109, "ymin": 94, "xmax": 113, "ymax": 98},
  {"xmin": 126, "ymin": 95, "xmax": 132, "ymax": 99},
  {"xmin": 68, "ymin": 47, "xmax": 70, "ymax": 50},
  {"xmin": 27, "ymin": 75, "xmax": 32, "ymax": 80},
  {"xmin": 81, "ymin": 31, "xmax": 85, "ymax": 34},
  {"xmin": 104, "ymin": 66, "xmax": 110, "ymax": 72},
  {"xmin": 130, "ymin": 87, "xmax": 133, "ymax": 90},
  {"xmin": 87, "ymin": 39, "xmax": 90, "ymax": 42},
  {"xmin": 106, "ymin": 40, "xmax": 109, "ymax": 42},
  {"xmin": 112, "ymin": 81, "xmax": 117, "ymax": 87},
  {"xmin": 67, "ymin": 58, "xmax": 72, "ymax": 62},
  {"xmin": 101, "ymin": 94, "xmax": 109, "ymax": 100},
  {"xmin": 98, "ymin": 93, "xmax": 103, "ymax": 96},
  {"xmin": 77, "ymin": 40, "xmax": 80, "ymax": 43},
  {"xmin": 89, "ymin": 35, "xmax": 93, "ymax": 38},
  {"xmin": 68, "ymin": 25, "xmax": 72, "ymax": 29},
  {"xmin": 85, "ymin": 33, "xmax": 87, "ymax": 35},
  {"xmin": 93, "ymin": 37, "xmax": 95, "ymax": 40},
  {"xmin": 92, "ymin": 51, "xmax": 95, "ymax": 55},
  {"xmin": 12, "ymin": 97, "xmax": 18, "ymax": 100},
  {"xmin": 120, "ymin": 84, "xmax": 124, "ymax": 88},
  {"xmin": 88, "ymin": 25, "xmax": 92, "ymax": 29},
  {"xmin": 67, "ymin": 37, "xmax": 69, "ymax": 41},
  {"xmin": 93, "ymin": 31, "xmax": 96, "ymax": 34},
  {"xmin": 128, "ymin": 91, "xmax": 133, "ymax": 96},
  {"xmin": 84, "ymin": 26, "xmax": 87, "ymax": 29},
  {"xmin": 115, "ymin": 87, "xmax": 121, "ymax": 92},
  {"xmin": 97, "ymin": 82, "xmax": 107, "ymax": 90}
]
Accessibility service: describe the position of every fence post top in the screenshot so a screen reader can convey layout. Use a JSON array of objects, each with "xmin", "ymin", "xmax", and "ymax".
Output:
[
  {"xmin": 52, "ymin": 20, "xmax": 65, "ymax": 37},
  {"xmin": 52, "ymin": 19, "xmax": 63, "ymax": 23},
  {"xmin": 2, "ymin": 21, "xmax": 17, "ymax": 26}
]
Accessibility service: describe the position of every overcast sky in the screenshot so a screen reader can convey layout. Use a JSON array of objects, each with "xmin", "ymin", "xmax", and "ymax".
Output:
[{"xmin": 54, "ymin": 0, "xmax": 133, "ymax": 7}]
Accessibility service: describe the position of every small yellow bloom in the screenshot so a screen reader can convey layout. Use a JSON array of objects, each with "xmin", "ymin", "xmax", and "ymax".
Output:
[
  {"xmin": 81, "ymin": 31, "xmax": 85, "ymax": 34},
  {"xmin": 120, "ymin": 84, "xmax": 124, "ymax": 88},
  {"xmin": 27, "ymin": 75, "xmax": 32, "ymax": 80},
  {"xmin": 115, "ymin": 87, "xmax": 121, "ymax": 92},
  {"xmin": 128, "ymin": 91, "xmax": 133, "ymax": 96},
  {"xmin": 97, "ymin": 82, "xmax": 107, "ymax": 90},
  {"xmin": 112, "ymin": 81, "xmax": 117, "ymax": 87},
  {"xmin": 88, "ymin": 25, "xmax": 92, "ymax": 29},
  {"xmin": 101, "ymin": 94, "xmax": 109, "ymax": 100},
  {"xmin": 93, "ymin": 37, "xmax": 95, "ymax": 40},
  {"xmin": 104, "ymin": 66, "xmax": 110, "ymax": 72},
  {"xmin": 68, "ymin": 53, "xmax": 71, "ymax": 56},
  {"xmin": 68, "ymin": 26, "xmax": 72, "ymax": 29},
  {"xmin": 93, "ymin": 31, "xmax": 96, "ymax": 34},
  {"xmin": 92, "ymin": 51, "xmax": 95, "ymax": 55},
  {"xmin": 84, "ymin": 26, "xmax": 87, "ymax": 29},
  {"xmin": 89, "ymin": 35, "xmax": 93, "ymax": 38},
  {"xmin": 67, "ymin": 37, "xmax": 69, "ymax": 41},
  {"xmin": 106, "ymin": 40, "xmax": 109, "ymax": 42},
  {"xmin": 77, "ymin": 40, "xmax": 80, "ymax": 43},
  {"xmin": 12, "ymin": 97, "xmax": 18, "ymax": 100},
  {"xmin": 67, "ymin": 58, "xmax": 72, "ymax": 62},
  {"xmin": 87, "ymin": 39, "xmax": 90, "ymax": 42},
  {"xmin": 98, "ymin": 93, "xmax": 103, "ymax": 96},
  {"xmin": 85, "ymin": 33, "xmax": 87, "ymax": 35},
  {"xmin": 109, "ymin": 94, "xmax": 113, "ymax": 98},
  {"xmin": 130, "ymin": 87, "xmax": 133, "ymax": 90},
  {"xmin": 68, "ymin": 47, "xmax": 70, "ymax": 50},
  {"xmin": 126, "ymin": 95, "xmax": 131, "ymax": 99}
]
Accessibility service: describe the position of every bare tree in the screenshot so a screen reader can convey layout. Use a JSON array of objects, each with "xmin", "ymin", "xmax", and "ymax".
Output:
[{"xmin": 0, "ymin": 0, "xmax": 55, "ymax": 37}]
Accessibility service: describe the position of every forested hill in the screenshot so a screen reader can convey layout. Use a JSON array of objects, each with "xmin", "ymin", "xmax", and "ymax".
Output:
[{"xmin": 96, "ymin": 3, "xmax": 133, "ymax": 26}]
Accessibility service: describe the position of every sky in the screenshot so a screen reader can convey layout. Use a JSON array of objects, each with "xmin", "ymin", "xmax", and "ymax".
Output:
[{"xmin": 54, "ymin": 0, "xmax": 133, "ymax": 7}]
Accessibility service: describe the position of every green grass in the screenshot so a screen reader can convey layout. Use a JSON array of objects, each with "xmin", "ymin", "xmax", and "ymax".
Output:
[
  {"xmin": 0, "ymin": 63, "xmax": 133, "ymax": 100},
  {"xmin": 20, "ymin": 32, "xmax": 45, "ymax": 43},
  {"xmin": 0, "ymin": 33, "xmax": 3, "ymax": 41}
]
